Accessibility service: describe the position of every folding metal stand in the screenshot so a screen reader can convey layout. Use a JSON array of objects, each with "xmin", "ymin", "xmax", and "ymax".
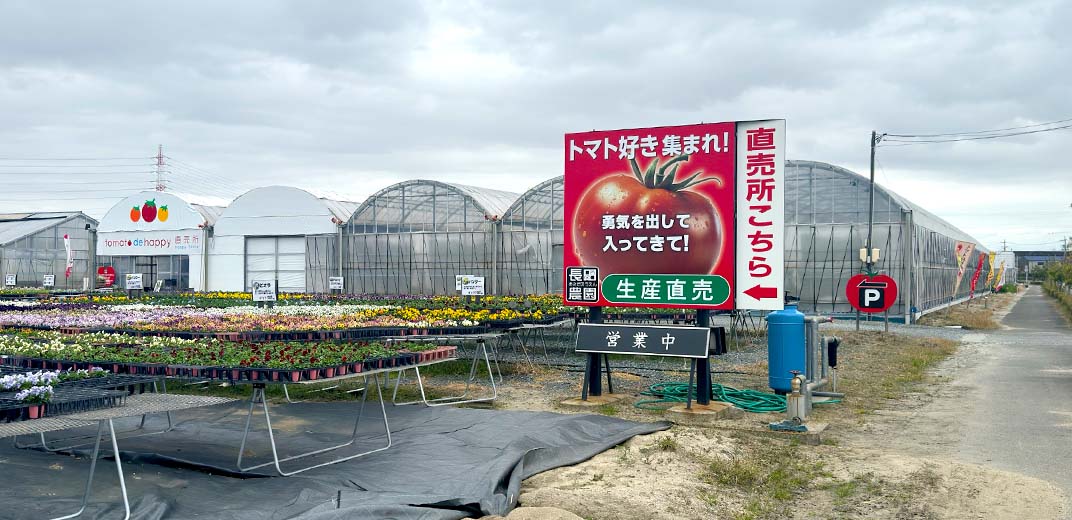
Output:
[
  {"xmin": 390, "ymin": 336, "xmax": 499, "ymax": 407},
  {"xmin": 14, "ymin": 379, "xmax": 174, "ymax": 452},
  {"xmin": 1, "ymin": 394, "xmax": 234, "ymax": 520}
]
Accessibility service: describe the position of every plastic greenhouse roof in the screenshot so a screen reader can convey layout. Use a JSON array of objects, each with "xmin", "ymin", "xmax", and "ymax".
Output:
[
  {"xmin": 787, "ymin": 160, "xmax": 989, "ymax": 252},
  {"xmin": 191, "ymin": 204, "xmax": 225, "ymax": 226},
  {"xmin": 0, "ymin": 212, "xmax": 95, "ymax": 247},
  {"xmin": 502, "ymin": 176, "xmax": 563, "ymax": 222},
  {"xmin": 320, "ymin": 198, "xmax": 360, "ymax": 222},
  {"xmin": 351, "ymin": 180, "xmax": 521, "ymax": 222}
]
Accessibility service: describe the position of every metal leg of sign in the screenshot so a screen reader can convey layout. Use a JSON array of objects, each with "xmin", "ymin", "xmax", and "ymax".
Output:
[
  {"xmin": 884, "ymin": 309, "xmax": 889, "ymax": 333},
  {"xmin": 586, "ymin": 307, "xmax": 604, "ymax": 397},
  {"xmin": 237, "ymin": 378, "xmax": 390, "ymax": 476},
  {"xmin": 602, "ymin": 354, "xmax": 614, "ymax": 395},
  {"xmin": 581, "ymin": 360, "xmax": 591, "ymax": 401},
  {"xmin": 855, "ymin": 310, "xmax": 861, "ymax": 331},
  {"xmin": 19, "ymin": 379, "xmax": 174, "ymax": 452},
  {"xmin": 695, "ymin": 309, "xmax": 713, "ymax": 406},
  {"xmin": 686, "ymin": 359, "xmax": 696, "ymax": 411}
]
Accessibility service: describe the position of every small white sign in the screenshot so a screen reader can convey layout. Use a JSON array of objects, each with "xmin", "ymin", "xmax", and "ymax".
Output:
[
  {"xmin": 4, "ymin": 274, "xmax": 15, "ymax": 287},
  {"xmin": 456, "ymin": 274, "xmax": 475, "ymax": 291},
  {"xmin": 82, "ymin": 277, "xmax": 90, "ymax": 292},
  {"xmin": 153, "ymin": 279, "xmax": 164, "ymax": 292},
  {"xmin": 125, "ymin": 273, "xmax": 143, "ymax": 291},
  {"xmin": 328, "ymin": 276, "xmax": 344, "ymax": 290},
  {"xmin": 252, "ymin": 280, "xmax": 277, "ymax": 302},
  {"xmin": 460, "ymin": 276, "xmax": 485, "ymax": 296},
  {"xmin": 43, "ymin": 275, "xmax": 55, "ymax": 287}
]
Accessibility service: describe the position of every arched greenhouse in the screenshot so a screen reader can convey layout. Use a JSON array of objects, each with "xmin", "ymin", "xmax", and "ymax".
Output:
[{"xmin": 499, "ymin": 176, "xmax": 564, "ymax": 295}]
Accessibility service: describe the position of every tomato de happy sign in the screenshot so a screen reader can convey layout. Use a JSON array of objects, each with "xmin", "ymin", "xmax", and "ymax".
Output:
[{"xmin": 564, "ymin": 122, "xmax": 739, "ymax": 309}]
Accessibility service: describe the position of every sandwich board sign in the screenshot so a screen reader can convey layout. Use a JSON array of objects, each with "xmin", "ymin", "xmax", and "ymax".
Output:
[{"xmin": 563, "ymin": 119, "xmax": 785, "ymax": 311}]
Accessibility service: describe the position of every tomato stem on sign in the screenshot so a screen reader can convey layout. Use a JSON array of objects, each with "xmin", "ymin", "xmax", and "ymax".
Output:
[{"xmin": 629, "ymin": 154, "xmax": 722, "ymax": 191}]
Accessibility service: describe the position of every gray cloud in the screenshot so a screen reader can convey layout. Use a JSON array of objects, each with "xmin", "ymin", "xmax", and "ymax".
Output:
[{"xmin": 0, "ymin": 0, "xmax": 1069, "ymax": 249}]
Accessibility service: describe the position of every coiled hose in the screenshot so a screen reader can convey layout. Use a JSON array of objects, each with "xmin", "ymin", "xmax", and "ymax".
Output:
[{"xmin": 635, "ymin": 381, "xmax": 839, "ymax": 413}]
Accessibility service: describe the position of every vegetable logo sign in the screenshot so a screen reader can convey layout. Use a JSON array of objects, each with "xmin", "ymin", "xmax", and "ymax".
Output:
[
  {"xmin": 564, "ymin": 120, "xmax": 785, "ymax": 310},
  {"xmin": 129, "ymin": 199, "xmax": 169, "ymax": 223}
]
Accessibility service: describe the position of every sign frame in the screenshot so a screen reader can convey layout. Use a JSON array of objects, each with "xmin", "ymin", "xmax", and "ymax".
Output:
[
  {"xmin": 563, "ymin": 119, "xmax": 786, "ymax": 311},
  {"xmin": 251, "ymin": 280, "xmax": 278, "ymax": 302},
  {"xmin": 575, "ymin": 323, "xmax": 711, "ymax": 359},
  {"xmin": 124, "ymin": 273, "xmax": 144, "ymax": 291}
]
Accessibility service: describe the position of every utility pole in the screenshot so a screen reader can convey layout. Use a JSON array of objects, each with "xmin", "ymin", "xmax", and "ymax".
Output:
[
  {"xmin": 155, "ymin": 144, "xmax": 166, "ymax": 192},
  {"xmin": 865, "ymin": 131, "xmax": 886, "ymax": 273}
]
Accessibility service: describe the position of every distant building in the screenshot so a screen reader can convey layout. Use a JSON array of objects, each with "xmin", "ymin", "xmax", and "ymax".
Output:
[
  {"xmin": 1015, "ymin": 250, "xmax": 1066, "ymax": 280},
  {"xmin": 0, "ymin": 211, "xmax": 97, "ymax": 289}
]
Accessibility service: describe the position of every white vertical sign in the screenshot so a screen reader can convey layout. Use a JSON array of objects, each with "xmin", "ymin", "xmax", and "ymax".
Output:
[
  {"xmin": 735, "ymin": 119, "xmax": 785, "ymax": 310},
  {"xmin": 4, "ymin": 274, "xmax": 16, "ymax": 287}
]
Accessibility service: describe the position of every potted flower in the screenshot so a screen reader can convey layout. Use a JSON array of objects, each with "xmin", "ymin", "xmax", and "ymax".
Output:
[{"xmin": 16, "ymin": 384, "xmax": 53, "ymax": 419}]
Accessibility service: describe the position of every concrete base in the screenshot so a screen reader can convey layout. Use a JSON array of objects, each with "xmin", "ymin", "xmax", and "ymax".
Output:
[
  {"xmin": 665, "ymin": 401, "xmax": 744, "ymax": 426},
  {"xmin": 559, "ymin": 393, "xmax": 630, "ymax": 410}
]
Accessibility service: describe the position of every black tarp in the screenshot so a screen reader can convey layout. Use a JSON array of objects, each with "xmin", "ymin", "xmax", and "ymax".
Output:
[{"xmin": 0, "ymin": 399, "xmax": 667, "ymax": 519}]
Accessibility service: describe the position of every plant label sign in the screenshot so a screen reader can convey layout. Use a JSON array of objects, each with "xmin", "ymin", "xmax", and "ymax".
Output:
[
  {"xmin": 329, "ymin": 276, "xmax": 344, "ymax": 290},
  {"xmin": 563, "ymin": 120, "xmax": 785, "ymax": 310},
  {"xmin": 575, "ymin": 323, "xmax": 710, "ymax": 358},
  {"xmin": 43, "ymin": 275, "xmax": 55, "ymax": 287},
  {"xmin": 125, "ymin": 273, "xmax": 143, "ymax": 291},
  {"xmin": 252, "ymin": 280, "xmax": 277, "ymax": 302},
  {"xmin": 4, "ymin": 274, "xmax": 15, "ymax": 287},
  {"xmin": 460, "ymin": 276, "xmax": 485, "ymax": 296},
  {"xmin": 846, "ymin": 273, "xmax": 898, "ymax": 313}
]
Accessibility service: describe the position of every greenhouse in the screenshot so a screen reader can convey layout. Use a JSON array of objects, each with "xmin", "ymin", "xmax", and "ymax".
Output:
[
  {"xmin": 784, "ymin": 160, "xmax": 991, "ymax": 321},
  {"xmin": 207, "ymin": 186, "xmax": 358, "ymax": 293},
  {"xmin": 499, "ymin": 176, "xmax": 564, "ymax": 295},
  {"xmin": 97, "ymin": 191, "xmax": 220, "ymax": 292},
  {"xmin": 0, "ymin": 211, "xmax": 96, "ymax": 289},
  {"xmin": 342, "ymin": 180, "xmax": 519, "ymax": 295}
]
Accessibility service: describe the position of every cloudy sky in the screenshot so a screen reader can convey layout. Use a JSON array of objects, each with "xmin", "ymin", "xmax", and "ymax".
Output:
[{"xmin": 1, "ymin": 1, "xmax": 1069, "ymax": 250}]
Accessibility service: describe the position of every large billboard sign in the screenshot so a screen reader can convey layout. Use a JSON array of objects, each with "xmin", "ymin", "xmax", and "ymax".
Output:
[{"xmin": 563, "ymin": 120, "xmax": 785, "ymax": 310}]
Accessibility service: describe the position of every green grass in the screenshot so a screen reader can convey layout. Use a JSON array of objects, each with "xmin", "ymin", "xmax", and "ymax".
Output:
[
  {"xmin": 597, "ymin": 404, "xmax": 619, "ymax": 416},
  {"xmin": 702, "ymin": 440, "xmax": 831, "ymax": 518}
]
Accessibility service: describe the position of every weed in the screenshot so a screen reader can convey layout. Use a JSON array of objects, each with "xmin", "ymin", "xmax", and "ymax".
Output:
[
  {"xmin": 657, "ymin": 437, "xmax": 678, "ymax": 452},
  {"xmin": 597, "ymin": 404, "xmax": 618, "ymax": 416},
  {"xmin": 591, "ymin": 473, "xmax": 604, "ymax": 482}
]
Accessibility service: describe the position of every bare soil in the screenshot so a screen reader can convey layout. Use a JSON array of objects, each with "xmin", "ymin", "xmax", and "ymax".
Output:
[{"xmin": 480, "ymin": 289, "xmax": 1067, "ymax": 519}]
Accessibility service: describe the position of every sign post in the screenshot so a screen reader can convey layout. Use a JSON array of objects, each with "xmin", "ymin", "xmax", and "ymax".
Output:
[{"xmin": 564, "ymin": 120, "xmax": 786, "ymax": 401}]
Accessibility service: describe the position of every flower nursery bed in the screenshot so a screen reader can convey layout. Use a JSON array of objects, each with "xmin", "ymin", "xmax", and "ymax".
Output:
[
  {"xmin": 0, "ymin": 365, "xmax": 161, "ymax": 422},
  {"xmin": 0, "ymin": 330, "xmax": 459, "ymax": 385}
]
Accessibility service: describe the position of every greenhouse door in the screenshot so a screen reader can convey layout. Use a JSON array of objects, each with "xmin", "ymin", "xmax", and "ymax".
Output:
[{"xmin": 245, "ymin": 237, "xmax": 306, "ymax": 293}]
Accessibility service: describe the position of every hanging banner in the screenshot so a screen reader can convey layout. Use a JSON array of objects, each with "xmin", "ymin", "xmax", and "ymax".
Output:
[
  {"xmin": 953, "ymin": 241, "xmax": 975, "ymax": 294},
  {"xmin": 969, "ymin": 253, "xmax": 986, "ymax": 298},
  {"xmin": 63, "ymin": 234, "xmax": 73, "ymax": 278},
  {"xmin": 994, "ymin": 260, "xmax": 1007, "ymax": 288},
  {"xmin": 985, "ymin": 252, "xmax": 996, "ymax": 285}
]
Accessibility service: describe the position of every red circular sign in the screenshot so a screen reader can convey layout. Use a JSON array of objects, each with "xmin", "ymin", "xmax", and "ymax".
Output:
[{"xmin": 846, "ymin": 273, "xmax": 898, "ymax": 313}]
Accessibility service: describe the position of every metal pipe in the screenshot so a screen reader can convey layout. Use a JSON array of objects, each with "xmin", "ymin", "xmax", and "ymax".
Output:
[{"xmin": 812, "ymin": 391, "xmax": 845, "ymax": 398}]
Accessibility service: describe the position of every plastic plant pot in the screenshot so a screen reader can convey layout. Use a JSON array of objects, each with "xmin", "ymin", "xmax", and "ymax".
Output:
[{"xmin": 324, "ymin": 367, "xmax": 336, "ymax": 379}]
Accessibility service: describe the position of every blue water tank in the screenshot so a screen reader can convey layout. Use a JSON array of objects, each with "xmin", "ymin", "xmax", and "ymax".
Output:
[{"xmin": 766, "ymin": 304, "xmax": 806, "ymax": 393}]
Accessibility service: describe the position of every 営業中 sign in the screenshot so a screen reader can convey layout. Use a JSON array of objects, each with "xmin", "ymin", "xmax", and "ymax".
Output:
[
  {"xmin": 563, "ymin": 120, "xmax": 785, "ymax": 310},
  {"xmin": 328, "ymin": 276, "xmax": 344, "ymax": 290},
  {"xmin": 252, "ymin": 280, "xmax": 277, "ymax": 302},
  {"xmin": 846, "ymin": 273, "xmax": 898, "ymax": 313},
  {"xmin": 575, "ymin": 323, "xmax": 710, "ymax": 358},
  {"xmin": 124, "ymin": 273, "xmax": 143, "ymax": 291},
  {"xmin": 43, "ymin": 275, "xmax": 55, "ymax": 287},
  {"xmin": 460, "ymin": 276, "xmax": 485, "ymax": 296},
  {"xmin": 4, "ymin": 274, "xmax": 16, "ymax": 287}
]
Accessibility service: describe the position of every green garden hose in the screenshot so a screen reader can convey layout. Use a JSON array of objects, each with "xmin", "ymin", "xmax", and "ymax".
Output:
[{"xmin": 635, "ymin": 381, "xmax": 840, "ymax": 413}]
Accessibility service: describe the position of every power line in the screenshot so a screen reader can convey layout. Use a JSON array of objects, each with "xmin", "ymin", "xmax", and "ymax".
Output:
[
  {"xmin": 880, "ymin": 123, "xmax": 1072, "ymax": 146},
  {"xmin": 0, "ymin": 171, "xmax": 156, "ymax": 175},
  {"xmin": 0, "ymin": 157, "xmax": 152, "ymax": 161},
  {"xmin": 885, "ymin": 116, "xmax": 1072, "ymax": 138}
]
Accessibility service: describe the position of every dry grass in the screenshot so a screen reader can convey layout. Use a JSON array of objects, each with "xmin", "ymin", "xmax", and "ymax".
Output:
[{"xmin": 916, "ymin": 292, "xmax": 1018, "ymax": 330}]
